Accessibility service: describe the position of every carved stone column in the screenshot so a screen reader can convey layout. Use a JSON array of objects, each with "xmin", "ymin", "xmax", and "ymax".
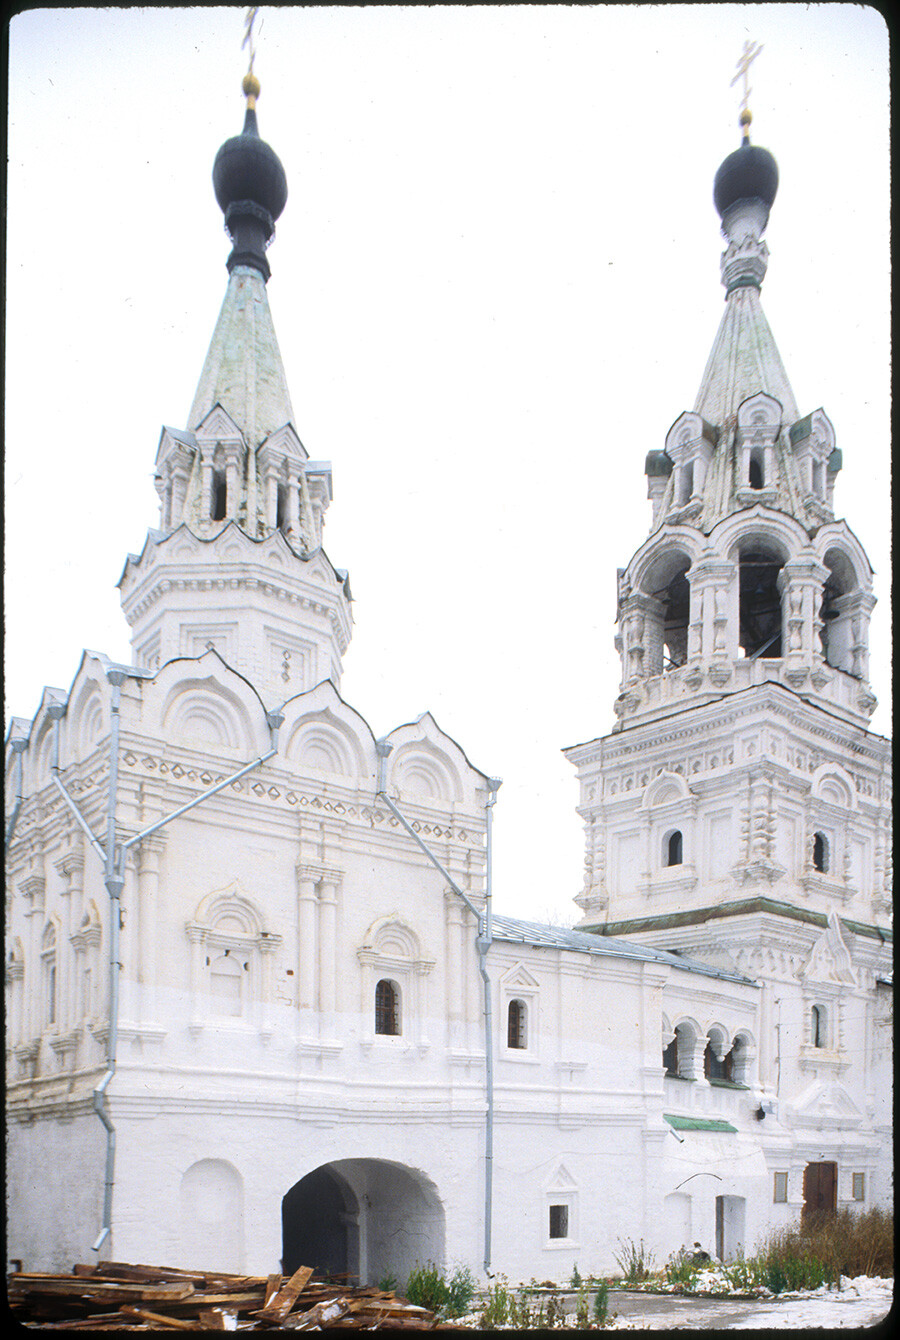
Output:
[
  {"xmin": 295, "ymin": 864, "xmax": 319, "ymax": 1022},
  {"xmin": 55, "ymin": 850, "xmax": 85, "ymax": 1033},
  {"xmin": 136, "ymin": 836, "xmax": 165, "ymax": 1019},
  {"xmin": 318, "ymin": 874, "xmax": 340, "ymax": 1030},
  {"xmin": 780, "ymin": 555, "xmax": 829, "ymax": 685}
]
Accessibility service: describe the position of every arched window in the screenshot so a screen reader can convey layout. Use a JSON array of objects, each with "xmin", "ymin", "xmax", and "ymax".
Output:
[
  {"xmin": 812, "ymin": 832, "xmax": 829, "ymax": 873},
  {"xmin": 665, "ymin": 830, "xmax": 683, "ymax": 867},
  {"xmin": 508, "ymin": 999, "xmax": 527, "ymax": 1050},
  {"xmin": 748, "ymin": 450, "xmax": 765, "ymax": 489},
  {"xmin": 811, "ymin": 1004, "xmax": 826, "ymax": 1049},
  {"xmin": 210, "ymin": 952, "xmax": 243, "ymax": 1017},
  {"xmin": 375, "ymin": 979, "xmax": 400, "ymax": 1036},
  {"xmin": 704, "ymin": 1036, "xmax": 734, "ymax": 1081}
]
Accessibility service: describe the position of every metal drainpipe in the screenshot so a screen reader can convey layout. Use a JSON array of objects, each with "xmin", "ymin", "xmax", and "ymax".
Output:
[
  {"xmin": 375, "ymin": 741, "xmax": 501, "ymax": 1276},
  {"xmin": 37, "ymin": 679, "xmax": 284, "ymax": 1258},
  {"xmin": 93, "ymin": 668, "xmax": 126, "ymax": 1256},
  {"xmin": 5, "ymin": 737, "xmax": 28, "ymax": 845},
  {"xmin": 478, "ymin": 777, "xmax": 501, "ymax": 1276}
]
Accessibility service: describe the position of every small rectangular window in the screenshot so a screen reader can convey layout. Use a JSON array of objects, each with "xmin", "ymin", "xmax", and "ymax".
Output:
[
  {"xmin": 773, "ymin": 1172, "xmax": 788, "ymax": 1203},
  {"xmin": 852, "ymin": 1173, "xmax": 865, "ymax": 1202},
  {"xmin": 549, "ymin": 1204, "xmax": 568, "ymax": 1240}
]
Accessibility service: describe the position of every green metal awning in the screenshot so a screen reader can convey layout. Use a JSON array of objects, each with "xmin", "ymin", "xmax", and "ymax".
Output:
[{"xmin": 664, "ymin": 1113, "xmax": 737, "ymax": 1133}]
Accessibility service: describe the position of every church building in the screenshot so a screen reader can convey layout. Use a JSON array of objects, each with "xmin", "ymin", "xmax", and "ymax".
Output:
[{"xmin": 6, "ymin": 70, "xmax": 891, "ymax": 1283}]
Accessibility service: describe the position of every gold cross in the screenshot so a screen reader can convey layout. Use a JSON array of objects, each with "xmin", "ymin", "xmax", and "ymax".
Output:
[{"xmin": 731, "ymin": 39, "xmax": 763, "ymax": 117}]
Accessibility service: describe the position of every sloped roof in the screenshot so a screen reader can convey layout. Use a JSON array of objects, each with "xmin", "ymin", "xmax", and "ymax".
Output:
[
  {"xmin": 489, "ymin": 914, "xmax": 755, "ymax": 984},
  {"xmin": 188, "ymin": 264, "xmax": 295, "ymax": 449}
]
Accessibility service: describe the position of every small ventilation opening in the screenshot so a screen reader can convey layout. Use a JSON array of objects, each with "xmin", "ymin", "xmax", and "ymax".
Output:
[
  {"xmin": 211, "ymin": 469, "xmax": 227, "ymax": 521},
  {"xmin": 812, "ymin": 832, "xmax": 829, "ymax": 873},
  {"xmin": 276, "ymin": 482, "xmax": 287, "ymax": 531}
]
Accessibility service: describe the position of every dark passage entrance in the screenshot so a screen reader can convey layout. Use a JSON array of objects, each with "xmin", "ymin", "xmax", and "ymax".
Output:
[
  {"xmin": 802, "ymin": 1161, "xmax": 837, "ymax": 1220},
  {"xmin": 282, "ymin": 1166, "xmax": 356, "ymax": 1277}
]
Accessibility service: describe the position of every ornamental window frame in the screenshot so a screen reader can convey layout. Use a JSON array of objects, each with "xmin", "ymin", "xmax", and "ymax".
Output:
[
  {"xmin": 187, "ymin": 887, "xmax": 281, "ymax": 1036},
  {"xmin": 357, "ymin": 916, "xmax": 435, "ymax": 1053}
]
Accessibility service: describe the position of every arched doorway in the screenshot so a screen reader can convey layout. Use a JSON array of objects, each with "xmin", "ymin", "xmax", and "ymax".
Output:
[
  {"xmin": 282, "ymin": 1165, "xmax": 357, "ymax": 1278},
  {"xmin": 282, "ymin": 1159, "xmax": 445, "ymax": 1287}
]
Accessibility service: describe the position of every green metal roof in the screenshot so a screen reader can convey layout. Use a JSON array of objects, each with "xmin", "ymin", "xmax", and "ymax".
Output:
[{"xmin": 664, "ymin": 1114, "xmax": 737, "ymax": 1133}]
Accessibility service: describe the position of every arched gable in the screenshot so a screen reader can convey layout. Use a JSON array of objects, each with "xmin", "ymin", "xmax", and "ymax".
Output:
[
  {"xmin": 193, "ymin": 885, "xmax": 264, "ymax": 940},
  {"xmin": 811, "ymin": 764, "xmax": 856, "ymax": 812},
  {"xmin": 150, "ymin": 652, "xmax": 266, "ymax": 755},
  {"xmin": 281, "ymin": 682, "xmax": 376, "ymax": 785},
  {"xmin": 624, "ymin": 526, "xmax": 704, "ymax": 596},
  {"xmin": 642, "ymin": 770, "xmax": 691, "ymax": 809},
  {"xmin": 709, "ymin": 505, "xmax": 809, "ymax": 566},
  {"xmin": 384, "ymin": 712, "xmax": 486, "ymax": 806}
]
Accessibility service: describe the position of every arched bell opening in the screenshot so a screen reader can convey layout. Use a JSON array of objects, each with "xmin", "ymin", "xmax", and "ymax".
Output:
[
  {"xmin": 819, "ymin": 547, "xmax": 861, "ymax": 675},
  {"xmin": 641, "ymin": 551, "xmax": 693, "ymax": 673},
  {"xmin": 738, "ymin": 544, "xmax": 784, "ymax": 659}
]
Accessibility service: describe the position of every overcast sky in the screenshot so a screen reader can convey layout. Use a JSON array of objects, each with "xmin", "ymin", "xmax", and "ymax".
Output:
[{"xmin": 5, "ymin": 5, "xmax": 890, "ymax": 925}]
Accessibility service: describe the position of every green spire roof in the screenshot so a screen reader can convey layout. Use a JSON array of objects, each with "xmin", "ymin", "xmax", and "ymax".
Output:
[{"xmin": 188, "ymin": 265, "xmax": 295, "ymax": 447}]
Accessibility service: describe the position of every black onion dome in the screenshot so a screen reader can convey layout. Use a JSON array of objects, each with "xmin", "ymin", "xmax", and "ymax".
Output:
[
  {"xmin": 713, "ymin": 142, "xmax": 778, "ymax": 219},
  {"xmin": 213, "ymin": 106, "xmax": 288, "ymax": 222}
]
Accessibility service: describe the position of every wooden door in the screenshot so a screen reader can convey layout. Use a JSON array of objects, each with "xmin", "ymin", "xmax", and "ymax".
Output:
[{"xmin": 802, "ymin": 1162, "xmax": 837, "ymax": 1219}]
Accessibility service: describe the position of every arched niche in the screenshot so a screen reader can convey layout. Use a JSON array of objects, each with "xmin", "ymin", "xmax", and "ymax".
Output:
[
  {"xmin": 179, "ymin": 1159, "xmax": 245, "ymax": 1273},
  {"xmin": 160, "ymin": 678, "xmax": 256, "ymax": 754},
  {"xmin": 284, "ymin": 715, "xmax": 363, "ymax": 781},
  {"xmin": 390, "ymin": 744, "xmax": 461, "ymax": 804}
]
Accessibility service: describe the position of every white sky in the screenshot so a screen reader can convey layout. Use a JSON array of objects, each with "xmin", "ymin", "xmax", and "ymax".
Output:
[{"xmin": 5, "ymin": 5, "xmax": 891, "ymax": 925}]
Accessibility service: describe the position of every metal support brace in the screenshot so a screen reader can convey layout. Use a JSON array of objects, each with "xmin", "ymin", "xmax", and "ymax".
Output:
[
  {"xmin": 42, "ymin": 679, "xmax": 284, "ymax": 1259},
  {"xmin": 376, "ymin": 739, "xmax": 501, "ymax": 1275}
]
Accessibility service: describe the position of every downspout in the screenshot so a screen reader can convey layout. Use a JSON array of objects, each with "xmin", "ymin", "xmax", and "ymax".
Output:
[
  {"xmin": 44, "ymin": 672, "xmax": 284, "ymax": 1259},
  {"xmin": 478, "ymin": 776, "xmax": 501, "ymax": 1275},
  {"xmin": 93, "ymin": 667, "xmax": 126, "ymax": 1256},
  {"xmin": 375, "ymin": 740, "xmax": 501, "ymax": 1275},
  {"xmin": 5, "ymin": 737, "xmax": 27, "ymax": 846}
]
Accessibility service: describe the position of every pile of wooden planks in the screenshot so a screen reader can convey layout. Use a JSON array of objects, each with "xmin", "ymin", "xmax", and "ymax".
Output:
[{"xmin": 8, "ymin": 1261, "xmax": 469, "ymax": 1330}]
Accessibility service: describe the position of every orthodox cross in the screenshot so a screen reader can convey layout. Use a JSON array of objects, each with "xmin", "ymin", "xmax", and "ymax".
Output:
[
  {"xmin": 731, "ymin": 39, "xmax": 763, "ymax": 119},
  {"xmin": 242, "ymin": 6, "xmax": 260, "ymax": 76}
]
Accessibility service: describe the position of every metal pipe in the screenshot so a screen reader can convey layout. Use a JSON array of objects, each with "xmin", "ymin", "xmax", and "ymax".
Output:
[
  {"xmin": 376, "ymin": 739, "xmax": 501, "ymax": 1276},
  {"xmin": 479, "ymin": 778, "xmax": 501, "ymax": 1274},
  {"xmin": 49, "ymin": 707, "xmax": 108, "ymax": 864},
  {"xmin": 5, "ymin": 739, "xmax": 27, "ymax": 846},
  {"xmin": 121, "ymin": 748, "xmax": 278, "ymax": 851},
  {"xmin": 92, "ymin": 668, "xmax": 125, "ymax": 1259}
]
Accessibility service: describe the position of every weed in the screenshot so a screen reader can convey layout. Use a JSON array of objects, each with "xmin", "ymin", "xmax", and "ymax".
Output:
[
  {"xmin": 614, "ymin": 1237, "xmax": 655, "ymax": 1284},
  {"xmin": 405, "ymin": 1262, "xmax": 476, "ymax": 1318},
  {"xmin": 593, "ymin": 1279, "xmax": 610, "ymax": 1325},
  {"xmin": 570, "ymin": 1261, "xmax": 582, "ymax": 1289},
  {"xmin": 375, "ymin": 1272, "xmax": 397, "ymax": 1293},
  {"xmin": 664, "ymin": 1249, "xmax": 700, "ymax": 1292}
]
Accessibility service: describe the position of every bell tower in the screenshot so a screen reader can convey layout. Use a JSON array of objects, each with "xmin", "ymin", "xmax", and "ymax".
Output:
[
  {"xmin": 119, "ymin": 73, "xmax": 352, "ymax": 705},
  {"xmin": 565, "ymin": 105, "xmax": 891, "ymax": 949}
]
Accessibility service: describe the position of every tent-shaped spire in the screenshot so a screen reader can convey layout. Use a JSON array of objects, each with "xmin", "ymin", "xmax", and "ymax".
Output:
[{"xmin": 188, "ymin": 265, "xmax": 295, "ymax": 448}]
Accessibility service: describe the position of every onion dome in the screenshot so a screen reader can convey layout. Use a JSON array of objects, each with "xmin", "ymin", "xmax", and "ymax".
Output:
[
  {"xmin": 713, "ymin": 141, "xmax": 778, "ymax": 221},
  {"xmin": 212, "ymin": 73, "xmax": 288, "ymax": 282}
]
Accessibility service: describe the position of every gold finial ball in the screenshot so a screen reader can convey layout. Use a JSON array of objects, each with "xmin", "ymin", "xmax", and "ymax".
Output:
[
  {"xmin": 739, "ymin": 108, "xmax": 752, "ymax": 128},
  {"xmin": 242, "ymin": 71, "xmax": 261, "ymax": 101}
]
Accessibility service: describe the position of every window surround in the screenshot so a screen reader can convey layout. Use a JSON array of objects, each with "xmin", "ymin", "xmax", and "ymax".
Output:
[{"xmin": 358, "ymin": 916, "xmax": 435, "ymax": 1054}]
